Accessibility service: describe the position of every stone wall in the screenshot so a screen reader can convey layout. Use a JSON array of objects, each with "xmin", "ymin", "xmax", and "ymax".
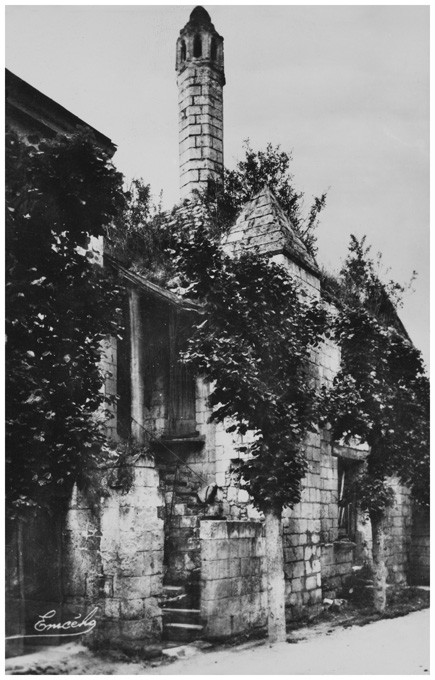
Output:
[
  {"xmin": 383, "ymin": 479, "xmax": 412, "ymax": 585},
  {"xmin": 155, "ymin": 377, "xmax": 220, "ymax": 589},
  {"xmin": 99, "ymin": 248, "xmax": 425, "ymax": 645},
  {"xmin": 200, "ymin": 520, "xmax": 267, "ymax": 639},
  {"xmin": 282, "ymin": 432, "xmax": 323, "ymax": 620},
  {"xmin": 409, "ymin": 507, "xmax": 430, "ymax": 585},
  {"xmin": 63, "ymin": 455, "xmax": 165, "ymax": 654},
  {"xmin": 271, "ymin": 253, "xmax": 320, "ymax": 295},
  {"xmin": 158, "ymin": 459, "xmax": 202, "ymax": 588},
  {"xmin": 320, "ymin": 542, "xmax": 355, "ymax": 599}
]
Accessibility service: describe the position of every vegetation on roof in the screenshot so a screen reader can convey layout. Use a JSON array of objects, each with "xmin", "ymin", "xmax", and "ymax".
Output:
[{"xmin": 106, "ymin": 141, "xmax": 327, "ymax": 283}]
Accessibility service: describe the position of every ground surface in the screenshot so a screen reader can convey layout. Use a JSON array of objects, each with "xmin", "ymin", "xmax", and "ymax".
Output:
[
  {"xmin": 6, "ymin": 608, "xmax": 430, "ymax": 675},
  {"xmin": 152, "ymin": 609, "xmax": 430, "ymax": 676}
]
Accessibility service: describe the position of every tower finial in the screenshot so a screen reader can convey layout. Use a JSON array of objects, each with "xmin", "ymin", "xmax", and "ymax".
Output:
[
  {"xmin": 176, "ymin": 7, "xmax": 225, "ymax": 200},
  {"xmin": 189, "ymin": 6, "xmax": 212, "ymax": 24}
]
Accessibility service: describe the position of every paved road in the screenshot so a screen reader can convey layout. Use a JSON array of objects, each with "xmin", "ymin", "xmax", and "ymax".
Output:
[{"xmin": 152, "ymin": 609, "xmax": 430, "ymax": 675}]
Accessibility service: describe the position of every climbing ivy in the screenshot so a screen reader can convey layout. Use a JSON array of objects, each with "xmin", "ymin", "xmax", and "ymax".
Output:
[
  {"xmin": 202, "ymin": 140, "xmax": 327, "ymax": 256},
  {"xmin": 321, "ymin": 236, "xmax": 429, "ymax": 512},
  {"xmin": 172, "ymin": 221, "xmax": 328, "ymax": 514},
  {"xmin": 6, "ymin": 128, "xmax": 126, "ymax": 514},
  {"xmin": 108, "ymin": 142, "xmax": 327, "ymax": 279},
  {"xmin": 320, "ymin": 236, "xmax": 428, "ymax": 613},
  {"xmin": 107, "ymin": 143, "xmax": 330, "ymax": 513},
  {"xmin": 105, "ymin": 178, "xmax": 172, "ymax": 283}
]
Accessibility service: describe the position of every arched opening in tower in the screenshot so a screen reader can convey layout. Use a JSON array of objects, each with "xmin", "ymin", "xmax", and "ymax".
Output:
[
  {"xmin": 193, "ymin": 34, "xmax": 202, "ymax": 58},
  {"xmin": 210, "ymin": 37, "xmax": 217, "ymax": 61},
  {"xmin": 180, "ymin": 40, "xmax": 186, "ymax": 62}
]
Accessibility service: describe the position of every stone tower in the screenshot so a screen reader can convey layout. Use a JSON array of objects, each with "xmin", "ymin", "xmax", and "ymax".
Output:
[{"xmin": 176, "ymin": 6, "xmax": 225, "ymax": 199}]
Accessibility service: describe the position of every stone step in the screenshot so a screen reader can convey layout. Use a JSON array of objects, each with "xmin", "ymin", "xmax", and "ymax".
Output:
[
  {"xmin": 162, "ymin": 622, "xmax": 204, "ymax": 642},
  {"xmin": 162, "ymin": 585, "xmax": 184, "ymax": 594},
  {"xmin": 162, "ymin": 608, "xmax": 202, "ymax": 625},
  {"xmin": 159, "ymin": 585, "xmax": 187, "ymax": 606}
]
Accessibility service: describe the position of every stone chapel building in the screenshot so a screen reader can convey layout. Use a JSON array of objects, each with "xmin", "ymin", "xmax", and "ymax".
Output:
[{"xmin": 6, "ymin": 6, "xmax": 429, "ymax": 656}]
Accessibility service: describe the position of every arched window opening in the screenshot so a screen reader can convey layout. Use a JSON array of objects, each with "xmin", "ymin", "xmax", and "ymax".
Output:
[
  {"xmin": 193, "ymin": 34, "xmax": 202, "ymax": 58},
  {"xmin": 180, "ymin": 40, "xmax": 186, "ymax": 62},
  {"xmin": 210, "ymin": 38, "xmax": 217, "ymax": 61}
]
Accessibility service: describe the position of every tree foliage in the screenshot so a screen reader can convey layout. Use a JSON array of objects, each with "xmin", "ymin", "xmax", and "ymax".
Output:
[
  {"xmin": 321, "ymin": 236, "xmax": 429, "ymax": 514},
  {"xmin": 205, "ymin": 140, "xmax": 327, "ymax": 256},
  {"xmin": 6, "ymin": 128, "xmax": 126, "ymax": 513},
  {"xmin": 171, "ymin": 220, "xmax": 328, "ymax": 513},
  {"xmin": 106, "ymin": 141, "xmax": 330, "ymax": 513},
  {"xmin": 108, "ymin": 141, "xmax": 327, "ymax": 280},
  {"xmin": 105, "ymin": 179, "xmax": 171, "ymax": 280}
]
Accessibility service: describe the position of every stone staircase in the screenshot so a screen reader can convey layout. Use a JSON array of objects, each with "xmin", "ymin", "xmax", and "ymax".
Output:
[{"xmin": 160, "ymin": 584, "xmax": 204, "ymax": 642}]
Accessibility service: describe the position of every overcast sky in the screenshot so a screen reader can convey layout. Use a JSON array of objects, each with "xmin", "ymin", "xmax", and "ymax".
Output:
[{"xmin": 5, "ymin": 4, "xmax": 429, "ymax": 367}]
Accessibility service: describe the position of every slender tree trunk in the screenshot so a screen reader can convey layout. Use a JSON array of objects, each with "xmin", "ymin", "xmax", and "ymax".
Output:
[
  {"xmin": 265, "ymin": 509, "xmax": 286, "ymax": 642},
  {"xmin": 370, "ymin": 511, "xmax": 388, "ymax": 613}
]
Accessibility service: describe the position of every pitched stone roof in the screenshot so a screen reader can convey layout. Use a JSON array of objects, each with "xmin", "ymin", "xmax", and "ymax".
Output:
[
  {"xmin": 6, "ymin": 69, "xmax": 116, "ymax": 156},
  {"xmin": 108, "ymin": 257, "xmax": 202, "ymax": 313},
  {"xmin": 221, "ymin": 186, "xmax": 320, "ymax": 276}
]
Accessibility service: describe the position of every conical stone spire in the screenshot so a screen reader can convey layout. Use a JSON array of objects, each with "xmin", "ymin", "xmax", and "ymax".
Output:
[{"xmin": 222, "ymin": 187, "xmax": 320, "ymax": 290}]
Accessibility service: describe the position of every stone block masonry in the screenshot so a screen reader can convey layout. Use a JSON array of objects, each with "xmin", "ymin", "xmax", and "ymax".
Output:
[
  {"xmin": 176, "ymin": 7, "xmax": 225, "ymax": 199},
  {"xmin": 155, "ymin": 377, "xmax": 220, "ymax": 588},
  {"xmin": 178, "ymin": 66, "xmax": 224, "ymax": 199},
  {"xmin": 62, "ymin": 455, "xmax": 165, "ymax": 654},
  {"xmin": 281, "ymin": 433, "xmax": 324, "ymax": 620},
  {"xmin": 409, "ymin": 507, "xmax": 430, "ymax": 585},
  {"xmin": 200, "ymin": 521, "xmax": 267, "ymax": 639},
  {"xmin": 383, "ymin": 479, "xmax": 412, "ymax": 585}
]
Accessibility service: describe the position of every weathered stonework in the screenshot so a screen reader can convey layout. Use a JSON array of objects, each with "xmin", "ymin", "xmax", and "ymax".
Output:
[
  {"xmin": 176, "ymin": 7, "xmax": 225, "ymax": 199},
  {"xmin": 409, "ymin": 507, "xmax": 430, "ymax": 585},
  {"xmin": 5, "ymin": 6, "xmax": 428, "ymax": 655},
  {"xmin": 200, "ymin": 520, "xmax": 267, "ymax": 639},
  {"xmin": 383, "ymin": 479, "xmax": 413, "ymax": 585},
  {"xmin": 222, "ymin": 187, "xmax": 320, "ymax": 293},
  {"xmin": 62, "ymin": 456, "xmax": 165, "ymax": 654}
]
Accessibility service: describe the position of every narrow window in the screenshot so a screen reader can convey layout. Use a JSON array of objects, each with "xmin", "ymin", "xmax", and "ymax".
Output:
[
  {"xmin": 210, "ymin": 38, "xmax": 217, "ymax": 61},
  {"xmin": 338, "ymin": 458, "xmax": 359, "ymax": 541},
  {"xmin": 193, "ymin": 34, "xmax": 202, "ymax": 58},
  {"xmin": 168, "ymin": 312, "xmax": 196, "ymax": 436},
  {"xmin": 180, "ymin": 40, "xmax": 186, "ymax": 62}
]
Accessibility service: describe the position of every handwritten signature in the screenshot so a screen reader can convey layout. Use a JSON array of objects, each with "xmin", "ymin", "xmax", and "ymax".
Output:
[{"xmin": 6, "ymin": 607, "xmax": 98, "ymax": 640}]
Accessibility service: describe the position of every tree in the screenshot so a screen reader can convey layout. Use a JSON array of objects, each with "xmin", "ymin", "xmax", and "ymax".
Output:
[
  {"xmin": 204, "ymin": 140, "xmax": 327, "ymax": 256},
  {"xmin": 105, "ymin": 178, "xmax": 171, "ymax": 281},
  {"xmin": 173, "ymin": 223, "xmax": 328, "ymax": 640},
  {"xmin": 321, "ymin": 236, "xmax": 429, "ymax": 612},
  {"xmin": 6, "ymin": 128, "xmax": 126, "ymax": 514},
  {"xmin": 108, "ymin": 142, "xmax": 327, "ymax": 279},
  {"xmin": 107, "ymin": 143, "xmax": 330, "ymax": 640}
]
